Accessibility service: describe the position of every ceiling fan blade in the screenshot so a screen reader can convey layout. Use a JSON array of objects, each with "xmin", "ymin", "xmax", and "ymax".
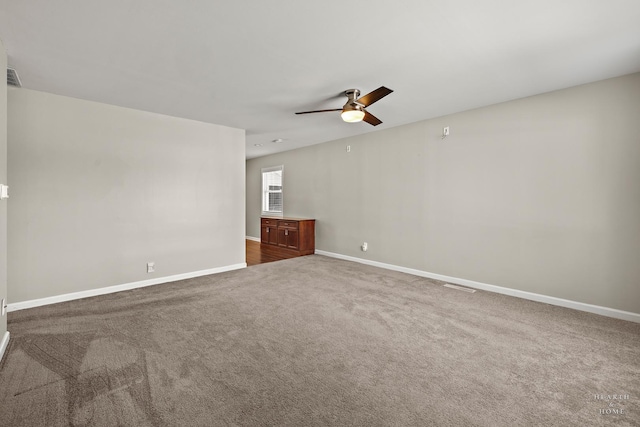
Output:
[
  {"xmin": 363, "ymin": 110, "xmax": 382, "ymax": 126},
  {"xmin": 357, "ymin": 86, "xmax": 393, "ymax": 107},
  {"xmin": 295, "ymin": 108, "xmax": 342, "ymax": 115}
]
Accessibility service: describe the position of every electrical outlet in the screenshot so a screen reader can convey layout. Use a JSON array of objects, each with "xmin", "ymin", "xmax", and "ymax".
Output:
[
  {"xmin": 147, "ymin": 262, "xmax": 155, "ymax": 273},
  {"xmin": 443, "ymin": 126, "xmax": 450, "ymax": 136},
  {"xmin": 361, "ymin": 242, "xmax": 368, "ymax": 252},
  {"xmin": 346, "ymin": 145, "xmax": 351, "ymax": 152}
]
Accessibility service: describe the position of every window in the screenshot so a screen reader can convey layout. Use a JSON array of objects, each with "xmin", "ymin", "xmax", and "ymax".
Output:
[{"xmin": 262, "ymin": 165, "xmax": 283, "ymax": 216}]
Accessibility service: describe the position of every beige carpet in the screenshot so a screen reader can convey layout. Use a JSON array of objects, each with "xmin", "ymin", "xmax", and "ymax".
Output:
[{"xmin": 0, "ymin": 255, "xmax": 638, "ymax": 426}]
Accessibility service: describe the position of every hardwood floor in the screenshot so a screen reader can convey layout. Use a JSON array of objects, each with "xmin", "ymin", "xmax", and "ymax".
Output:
[{"xmin": 246, "ymin": 239, "xmax": 301, "ymax": 266}]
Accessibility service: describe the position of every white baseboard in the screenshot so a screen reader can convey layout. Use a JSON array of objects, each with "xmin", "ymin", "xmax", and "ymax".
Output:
[
  {"xmin": 246, "ymin": 236, "xmax": 261, "ymax": 242},
  {"xmin": 315, "ymin": 250, "xmax": 640, "ymax": 324},
  {"xmin": 0, "ymin": 331, "xmax": 9, "ymax": 363},
  {"xmin": 7, "ymin": 263, "xmax": 247, "ymax": 312}
]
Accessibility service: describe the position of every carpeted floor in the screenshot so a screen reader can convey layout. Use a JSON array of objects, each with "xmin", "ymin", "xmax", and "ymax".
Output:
[{"xmin": 0, "ymin": 255, "xmax": 638, "ymax": 426}]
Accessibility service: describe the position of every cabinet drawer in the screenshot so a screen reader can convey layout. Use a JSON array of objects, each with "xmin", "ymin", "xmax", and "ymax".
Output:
[
  {"xmin": 278, "ymin": 220, "xmax": 298, "ymax": 229},
  {"xmin": 261, "ymin": 218, "xmax": 277, "ymax": 226}
]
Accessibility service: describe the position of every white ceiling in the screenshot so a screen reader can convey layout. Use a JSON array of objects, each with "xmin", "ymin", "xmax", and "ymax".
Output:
[{"xmin": 1, "ymin": 1, "xmax": 639, "ymax": 159}]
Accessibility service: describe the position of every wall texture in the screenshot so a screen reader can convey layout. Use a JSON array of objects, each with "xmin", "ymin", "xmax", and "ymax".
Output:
[
  {"xmin": 247, "ymin": 73, "xmax": 640, "ymax": 314},
  {"xmin": 9, "ymin": 89, "xmax": 245, "ymax": 303},
  {"xmin": 0, "ymin": 40, "xmax": 8, "ymax": 338}
]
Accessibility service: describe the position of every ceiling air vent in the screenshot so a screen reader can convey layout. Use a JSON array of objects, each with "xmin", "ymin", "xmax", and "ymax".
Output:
[{"xmin": 7, "ymin": 68, "xmax": 22, "ymax": 88}]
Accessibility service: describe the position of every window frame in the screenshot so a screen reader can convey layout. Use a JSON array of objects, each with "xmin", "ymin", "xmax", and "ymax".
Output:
[{"xmin": 261, "ymin": 165, "xmax": 284, "ymax": 217}]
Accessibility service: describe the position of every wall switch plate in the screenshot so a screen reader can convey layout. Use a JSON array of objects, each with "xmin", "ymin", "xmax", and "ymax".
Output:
[
  {"xmin": 443, "ymin": 126, "xmax": 450, "ymax": 136},
  {"xmin": 0, "ymin": 184, "xmax": 8, "ymax": 200},
  {"xmin": 346, "ymin": 145, "xmax": 351, "ymax": 152},
  {"xmin": 1, "ymin": 298, "xmax": 6, "ymax": 316},
  {"xmin": 147, "ymin": 262, "xmax": 155, "ymax": 273}
]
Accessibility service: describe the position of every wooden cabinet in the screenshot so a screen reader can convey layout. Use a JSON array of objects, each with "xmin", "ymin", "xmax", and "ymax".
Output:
[{"xmin": 261, "ymin": 217, "xmax": 315, "ymax": 256}]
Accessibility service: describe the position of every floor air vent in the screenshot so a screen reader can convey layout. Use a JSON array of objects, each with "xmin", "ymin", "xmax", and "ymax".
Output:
[
  {"xmin": 7, "ymin": 68, "xmax": 22, "ymax": 87},
  {"xmin": 443, "ymin": 283, "xmax": 476, "ymax": 293}
]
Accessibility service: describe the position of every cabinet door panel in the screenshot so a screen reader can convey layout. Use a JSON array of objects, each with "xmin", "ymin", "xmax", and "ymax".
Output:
[
  {"xmin": 277, "ymin": 228, "xmax": 288, "ymax": 247},
  {"xmin": 287, "ymin": 229, "xmax": 299, "ymax": 250},
  {"xmin": 267, "ymin": 226, "xmax": 278, "ymax": 245}
]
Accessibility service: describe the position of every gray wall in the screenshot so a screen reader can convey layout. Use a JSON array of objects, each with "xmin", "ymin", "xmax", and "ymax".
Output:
[
  {"xmin": 0, "ymin": 40, "xmax": 7, "ymax": 336},
  {"xmin": 9, "ymin": 89, "xmax": 245, "ymax": 303},
  {"xmin": 247, "ymin": 73, "xmax": 640, "ymax": 314}
]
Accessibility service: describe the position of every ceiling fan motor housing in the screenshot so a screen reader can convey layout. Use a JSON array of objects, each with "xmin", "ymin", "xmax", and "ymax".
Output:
[
  {"xmin": 344, "ymin": 89, "xmax": 361, "ymax": 103},
  {"xmin": 342, "ymin": 102, "xmax": 364, "ymax": 113},
  {"xmin": 343, "ymin": 89, "xmax": 365, "ymax": 115}
]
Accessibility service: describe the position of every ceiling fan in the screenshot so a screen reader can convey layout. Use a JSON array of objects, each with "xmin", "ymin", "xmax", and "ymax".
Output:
[{"xmin": 295, "ymin": 86, "xmax": 393, "ymax": 126}]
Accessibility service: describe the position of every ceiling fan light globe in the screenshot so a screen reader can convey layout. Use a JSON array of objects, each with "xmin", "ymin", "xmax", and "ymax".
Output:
[{"xmin": 341, "ymin": 109, "xmax": 365, "ymax": 123}]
